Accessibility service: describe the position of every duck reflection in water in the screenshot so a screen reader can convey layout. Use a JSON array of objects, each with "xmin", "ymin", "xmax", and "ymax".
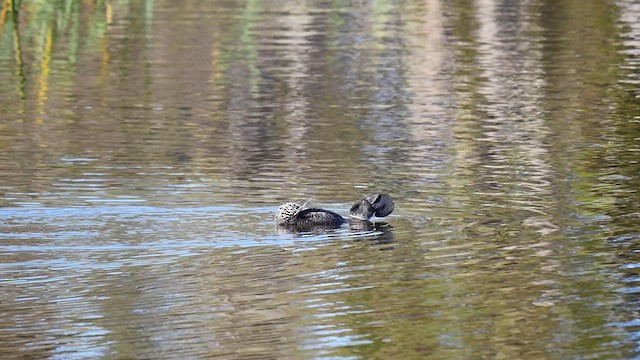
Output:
[{"xmin": 275, "ymin": 194, "xmax": 395, "ymax": 233}]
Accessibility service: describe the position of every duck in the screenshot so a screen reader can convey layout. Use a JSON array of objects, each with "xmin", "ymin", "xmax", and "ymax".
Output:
[{"xmin": 275, "ymin": 194, "xmax": 395, "ymax": 230}]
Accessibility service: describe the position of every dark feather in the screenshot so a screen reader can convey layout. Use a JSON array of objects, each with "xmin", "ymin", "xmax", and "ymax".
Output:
[
  {"xmin": 350, "ymin": 193, "xmax": 395, "ymax": 220},
  {"xmin": 295, "ymin": 208, "xmax": 346, "ymax": 227},
  {"xmin": 367, "ymin": 194, "xmax": 395, "ymax": 217}
]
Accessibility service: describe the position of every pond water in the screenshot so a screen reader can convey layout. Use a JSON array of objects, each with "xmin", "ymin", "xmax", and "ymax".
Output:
[{"xmin": 1, "ymin": 0, "xmax": 639, "ymax": 358}]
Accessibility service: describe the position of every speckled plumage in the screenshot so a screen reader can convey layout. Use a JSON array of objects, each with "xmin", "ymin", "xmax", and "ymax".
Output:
[{"xmin": 275, "ymin": 194, "xmax": 395, "ymax": 230}]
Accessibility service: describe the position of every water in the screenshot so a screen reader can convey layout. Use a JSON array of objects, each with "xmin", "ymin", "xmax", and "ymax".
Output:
[{"xmin": 1, "ymin": 0, "xmax": 639, "ymax": 358}]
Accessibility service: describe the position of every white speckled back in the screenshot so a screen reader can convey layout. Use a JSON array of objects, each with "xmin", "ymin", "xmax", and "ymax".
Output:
[{"xmin": 275, "ymin": 202, "xmax": 303, "ymax": 225}]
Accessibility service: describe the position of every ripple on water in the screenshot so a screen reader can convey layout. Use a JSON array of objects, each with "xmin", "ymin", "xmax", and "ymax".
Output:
[{"xmin": 1, "ymin": 0, "xmax": 640, "ymax": 357}]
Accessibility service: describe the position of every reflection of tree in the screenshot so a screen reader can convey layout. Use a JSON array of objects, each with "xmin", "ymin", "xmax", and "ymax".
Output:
[
  {"xmin": 435, "ymin": 0, "xmax": 637, "ymax": 357},
  {"xmin": 0, "ymin": 0, "xmax": 26, "ymax": 110},
  {"xmin": 1, "ymin": 0, "xmax": 639, "ymax": 358}
]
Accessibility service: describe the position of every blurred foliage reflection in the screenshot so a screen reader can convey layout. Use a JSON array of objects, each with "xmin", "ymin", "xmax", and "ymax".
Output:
[{"xmin": 0, "ymin": 0, "xmax": 639, "ymax": 359}]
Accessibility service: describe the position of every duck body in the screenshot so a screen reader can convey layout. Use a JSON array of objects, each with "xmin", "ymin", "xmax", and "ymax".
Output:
[
  {"xmin": 278, "ymin": 208, "xmax": 346, "ymax": 228},
  {"xmin": 276, "ymin": 194, "xmax": 395, "ymax": 231}
]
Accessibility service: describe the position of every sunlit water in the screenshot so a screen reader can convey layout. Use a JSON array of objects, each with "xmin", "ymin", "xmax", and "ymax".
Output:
[{"xmin": 1, "ymin": 0, "xmax": 639, "ymax": 359}]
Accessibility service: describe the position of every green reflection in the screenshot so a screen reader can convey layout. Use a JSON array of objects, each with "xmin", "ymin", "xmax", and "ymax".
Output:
[{"xmin": 0, "ymin": 0, "xmax": 638, "ymax": 359}]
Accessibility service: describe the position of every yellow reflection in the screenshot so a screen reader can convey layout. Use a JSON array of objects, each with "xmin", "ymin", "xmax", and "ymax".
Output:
[
  {"xmin": 0, "ymin": 0, "xmax": 10, "ymax": 37},
  {"xmin": 100, "ymin": 35, "xmax": 110, "ymax": 75},
  {"xmin": 12, "ymin": 0, "xmax": 25, "ymax": 109},
  {"xmin": 36, "ymin": 22, "xmax": 54, "ymax": 124},
  {"xmin": 106, "ymin": 0, "xmax": 112, "ymax": 24}
]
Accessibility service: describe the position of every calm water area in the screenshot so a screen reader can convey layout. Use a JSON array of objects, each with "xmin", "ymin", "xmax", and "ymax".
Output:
[{"xmin": 1, "ymin": 0, "xmax": 640, "ymax": 359}]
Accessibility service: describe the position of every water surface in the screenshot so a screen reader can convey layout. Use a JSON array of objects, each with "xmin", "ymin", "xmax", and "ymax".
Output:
[{"xmin": 1, "ymin": 0, "xmax": 639, "ymax": 358}]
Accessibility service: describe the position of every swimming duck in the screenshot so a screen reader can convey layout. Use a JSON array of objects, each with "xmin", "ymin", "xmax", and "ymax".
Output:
[{"xmin": 275, "ymin": 194, "xmax": 395, "ymax": 230}]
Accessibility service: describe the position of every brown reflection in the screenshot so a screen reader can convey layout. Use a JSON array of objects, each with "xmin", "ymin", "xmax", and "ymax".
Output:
[{"xmin": 1, "ymin": 0, "xmax": 640, "ymax": 358}]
